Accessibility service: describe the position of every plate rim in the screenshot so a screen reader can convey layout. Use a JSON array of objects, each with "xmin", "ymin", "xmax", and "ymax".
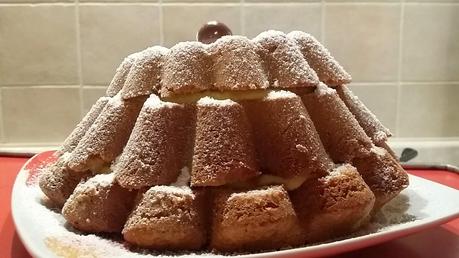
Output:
[{"xmin": 11, "ymin": 153, "xmax": 459, "ymax": 258}]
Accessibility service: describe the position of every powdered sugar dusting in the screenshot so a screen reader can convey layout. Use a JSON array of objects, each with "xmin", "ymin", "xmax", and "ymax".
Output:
[
  {"xmin": 161, "ymin": 41, "xmax": 211, "ymax": 97},
  {"xmin": 68, "ymin": 96, "xmax": 145, "ymax": 172},
  {"xmin": 144, "ymin": 94, "xmax": 182, "ymax": 109},
  {"xmin": 57, "ymin": 97, "xmax": 110, "ymax": 156},
  {"xmin": 197, "ymin": 96, "xmax": 237, "ymax": 107},
  {"xmin": 106, "ymin": 52, "xmax": 141, "ymax": 97},
  {"xmin": 73, "ymin": 173, "xmax": 115, "ymax": 194},
  {"xmin": 150, "ymin": 185, "xmax": 193, "ymax": 195},
  {"xmin": 371, "ymin": 146, "xmax": 387, "ymax": 156},
  {"xmin": 121, "ymin": 46, "xmax": 169, "ymax": 99},
  {"xmin": 337, "ymin": 85, "xmax": 391, "ymax": 144},
  {"xmin": 288, "ymin": 31, "xmax": 351, "ymax": 86},
  {"xmin": 22, "ymin": 174, "xmax": 416, "ymax": 257},
  {"xmin": 104, "ymin": 29, "xmax": 352, "ymax": 97},
  {"xmin": 265, "ymin": 90, "xmax": 297, "ymax": 100},
  {"xmin": 315, "ymin": 82, "xmax": 336, "ymax": 96},
  {"xmin": 210, "ymin": 35, "xmax": 269, "ymax": 91},
  {"xmin": 323, "ymin": 164, "xmax": 357, "ymax": 182},
  {"xmin": 254, "ymin": 30, "xmax": 319, "ymax": 88}
]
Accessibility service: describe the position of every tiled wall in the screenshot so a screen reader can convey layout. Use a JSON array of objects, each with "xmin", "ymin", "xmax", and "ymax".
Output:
[{"xmin": 0, "ymin": 0, "xmax": 458, "ymax": 147}]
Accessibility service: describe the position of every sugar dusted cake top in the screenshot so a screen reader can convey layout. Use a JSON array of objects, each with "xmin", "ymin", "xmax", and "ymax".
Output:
[{"xmin": 106, "ymin": 30, "xmax": 351, "ymax": 100}]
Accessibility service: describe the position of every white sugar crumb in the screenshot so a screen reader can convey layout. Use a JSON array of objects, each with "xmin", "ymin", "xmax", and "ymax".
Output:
[
  {"xmin": 228, "ymin": 187, "xmax": 278, "ymax": 201},
  {"xmin": 374, "ymin": 131, "xmax": 388, "ymax": 143},
  {"xmin": 74, "ymin": 173, "xmax": 115, "ymax": 194},
  {"xmin": 150, "ymin": 185, "xmax": 193, "ymax": 195},
  {"xmin": 61, "ymin": 152, "xmax": 72, "ymax": 162},
  {"xmin": 324, "ymin": 164, "xmax": 351, "ymax": 181},
  {"xmin": 265, "ymin": 90, "xmax": 297, "ymax": 100},
  {"xmin": 197, "ymin": 96, "xmax": 237, "ymax": 106},
  {"xmin": 172, "ymin": 167, "xmax": 191, "ymax": 187},
  {"xmin": 315, "ymin": 82, "xmax": 336, "ymax": 96},
  {"xmin": 371, "ymin": 146, "xmax": 387, "ymax": 156},
  {"xmin": 144, "ymin": 94, "xmax": 181, "ymax": 109},
  {"xmin": 253, "ymin": 29, "xmax": 286, "ymax": 42},
  {"xmin": 109, "ymin": 93, "xmax": 123, "ymax": 106}
]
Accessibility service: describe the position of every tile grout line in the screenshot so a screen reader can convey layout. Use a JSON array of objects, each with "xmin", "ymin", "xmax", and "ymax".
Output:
[
  {"xmin": 159, "ymin": 0, "xmax": 164, "ymax": 45},
  {"xmin": 395, "ymin": 0, "xmax": 405, "ymax": 137},
  {"xmin": 75, "ymin": 0, "xmax": 85, "ymax": 119},
  {"xmin": 1, "ymin": 1, "xmax": 458, "ymax": 7}
]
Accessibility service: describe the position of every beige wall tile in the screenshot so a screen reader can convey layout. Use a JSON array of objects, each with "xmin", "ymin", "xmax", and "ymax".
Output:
[
  {"xmin": 82, "ymin": 87, "xmax": 107, "ymax": 115},
  {"xmin": 244, "ymin": 4, "xmax": 322, "ymax": 39},
  {"xmin": 1, "ymin": 87, "xmax": 81, "ymax": 143},
  {"xmin": 348, "ymin": 84, "xmax": 398, "ymax": 134},
  {"xmin": 398, "ymin": 84, "xmax": 459, "ymax": 137},
  {"xmin": 0, "ymin": 5, "xmax": 78, "ymax": 85},
  {"xmin": 80, "ymin": 4, "xmax": 160, "ymax": 85},
  {"xmin": 402, "ymin": 4, "xmax": 459, "ymax": 81},
  {"xmin": 324, "ymin": 4, "xmax": 400, "ymax": 82},
  {"xmin": 163, "ymin": 4, "xmax": 241, "ymax": 47}
]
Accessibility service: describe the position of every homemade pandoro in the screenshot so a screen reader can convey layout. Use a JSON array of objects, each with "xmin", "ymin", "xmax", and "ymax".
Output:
[{"xmin": 39, "ymin": 29, "xmax": 409, "ymax": 253}]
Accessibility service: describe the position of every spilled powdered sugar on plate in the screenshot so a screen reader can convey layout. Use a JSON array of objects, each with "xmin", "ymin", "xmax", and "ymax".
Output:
[{"xmin": 23, "ymin": 177, "xmax": 417, "ymax": 258}]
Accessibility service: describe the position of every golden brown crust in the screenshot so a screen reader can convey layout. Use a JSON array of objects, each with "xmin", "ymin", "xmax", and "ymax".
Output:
[
  {"xmin": 335, "ymin": 85, "xmax": 392, "ymax": 144},
  {"xmin": 352, "ymin": 148, "xmax": 409, "ymax": 210},
  {"xmin": 122, "ymin": 187, "xmax": 208, "ymax": 250},
  {"xmin": 115, "ymin": 96, "xmax": 196, "ymax": 189},
  {"xmin": 161, "ymin": 42, "xmax": 212, "ymax": 97},
  {"xmin": 209, "ymin": 36, "xmax": 269, "ymax": 92},
  {"xmin": 301, "ymin": 84, "xmax": 373, "ymax": 163},
  {"xmin": 288, "ymin": 31, "xmax": 351, "ymax": 86},
  {"xmin": 243, "ymin": 91, "xmax": 333, "ymax": 180},
  {"xmin": 210, "ymin": 185, "xmax": 304, "ymax": 252},
  {"xmin": 106, "ymin": 53, "xmax": 139, "ymax": 97},
  {"xmin": 254, "ymin": 30, "xmax": 319, "ymax": 88},
  {"xmin": 121, "ymin": 46, "xmax": 168, "ymax": 99},
  {"xmin": 62, "ymin": 174, "xmax": 136, "ymax": 233},
  {"xmin": 191, "ymin": 98, "xmax": 259, "ymax": 186},
  {"xmin": 68, "ymin": 95, "xmax": 146, "ymax": 172},
  {"xmin": 290, "ymin": 164, "xmax": 375, "ymax": 243},
  {"xmin": 56, "ymin": 97, "xmax": 110, "ymax": 156},
  {"xmin": 39, "ymin": 155, "xmax": 91, "ymax": 207}
]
